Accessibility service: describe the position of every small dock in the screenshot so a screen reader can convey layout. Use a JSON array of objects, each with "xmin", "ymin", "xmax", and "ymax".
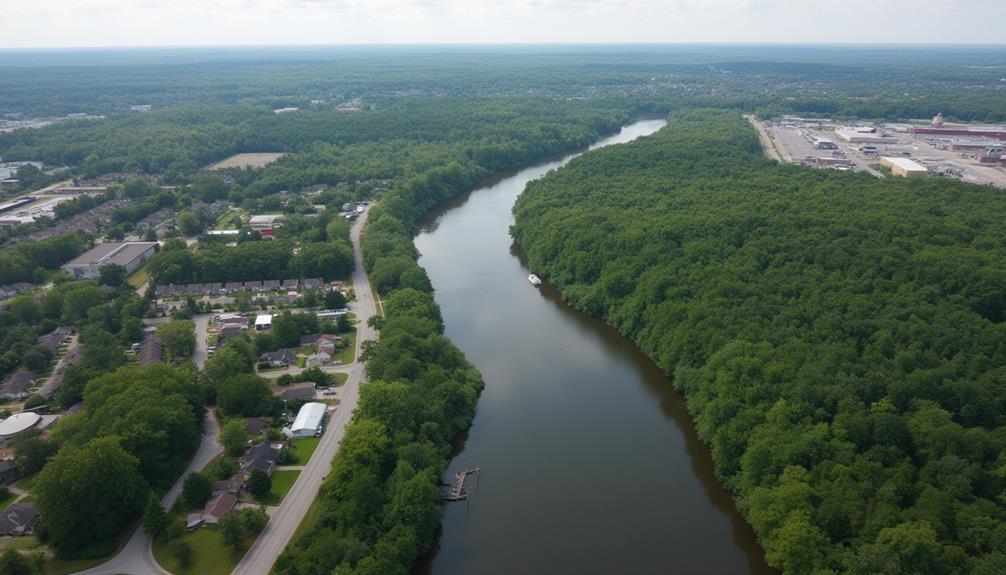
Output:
[{"xmin": 444, "ymin": 467, "xmax": 479, "ymax": 502}]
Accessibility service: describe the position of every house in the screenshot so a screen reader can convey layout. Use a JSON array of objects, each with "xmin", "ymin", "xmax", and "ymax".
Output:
[
  {"xmin": 36, "ymin": 327, "xmax": 71, "ymax": 354},
  {"xmin": 0, "ymin": 371, "xmax": 34, "ymax": 401},
  {"xmin": 262, "ymin": 279, "xmax": 281, "ymax": 291},
  {"xmin": 318, "ymin": 341, "xmax": 337, "ymax": 355},
  {"xmin": 303, "ymin": 278, "xmax": 323, "ymax": 290},
  {"xmin": 0, "ymin": 459, "xmax": 21, "ymax": 485},
  {"xmin": 0, "ymin": 504, "xmax": 37, "ymax": 536},
  {"xmin": 244, "ymin": 280, "xmax": 263, "ymax": 292},
  {"xmin": 201, "ymin": 492, "xmax": 238, "ymax": 524},
  {"xmin": 60, "ymin": 242, "xmax": 157, "ymax": 280},
  {"xmin": 154, "ymin": 285, "xmax": 169, "ymax": 298},
  {"xmin": 218, "ymin": 325, "xmax": 243, "ymax": 342},
  {"xmin": 206, "ymin": 282, "xmax": 224, "ymax": 295},
  {"xmin": 214, "ymin": 476, "xmax": 246, "ymax": 497},
  {"xmin": 169, "ymin": 284, "xmax": 187, "ymax": 297},
  {"xmin": 282, "ymin": 386, "xmax": 317, "ymax": 401},
  {"xmin": 305, "ymin": 352, "xmax": 331, "ymax": 368},
  {"xmin": 224, "ymin": 282, "xmax": 244, "ymax": 294},
  {"xmin": 242, "ymin": 442, "xmax": 279, "ymax": 476},
  {"xmin": 299, "ymin": 334, "xmax": 321, "ymax": 347},
  {"xmin": 281, "ymin": 279, "xmax": 299, "ymax": 292},
  {"xmin": 186, "ymin": 284, "xmax": 204, "ymax": 296},
  {"xmin": 244, "ymin": 417, "xmax": 271, "ymax": 437},
  {"xmin": 261, "ymin": 349, "xmax": 296, "ymax": 368}
]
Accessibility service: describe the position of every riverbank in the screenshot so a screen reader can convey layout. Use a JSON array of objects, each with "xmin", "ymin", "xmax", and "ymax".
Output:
[{"xmin": 415, "ymin": 118, "xmax": 772, "ymax": 574}]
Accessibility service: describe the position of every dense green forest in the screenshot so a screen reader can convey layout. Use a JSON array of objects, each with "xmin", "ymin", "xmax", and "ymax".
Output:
[{"xmin": 512, "ymin": 110, "xmax": 1006, "ymax": 574}]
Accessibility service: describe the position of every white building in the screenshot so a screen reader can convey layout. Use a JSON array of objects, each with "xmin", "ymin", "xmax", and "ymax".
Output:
[
  {"xmin": 286, "ymin": 402, "xmax": 326, "ymax": 438},
  {"xmin": 254, "ymin": 314, "xmax": 274, "ymax": 331},
  {"xmin": 61, "ymin": 242, "xmax": 158, "ymax": 280},
  {"xmin": 881, "ymin": 157, "xmax": 928, "ymax": 177}
]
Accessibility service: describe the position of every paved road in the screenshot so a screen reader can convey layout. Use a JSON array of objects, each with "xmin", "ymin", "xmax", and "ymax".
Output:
[
  {"xmin": 192, "ymin": 314, "xmax": 211, "ymax": 369},
  {"xmin": 232, "ymin": 207, "xmax": 379, "ymax": 575},
  {"xmin": 75, "ymin": 412, "xmax": 223, "ymax": 575},
  {"xmin": 745, "ymin": 114, "xmax": 784, "ymax": 162},
  {"xmin": 38, "ymin": 334, "xmax": 79, "ymax": 399}
]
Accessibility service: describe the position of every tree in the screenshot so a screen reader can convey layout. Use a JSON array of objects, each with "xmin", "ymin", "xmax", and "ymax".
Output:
[
  {"xmin": 0, "ymin": 549, "xmax": 32, "ymax": 575},
  {"xmin": 157, "ymin": 319, "xmax": 195, "ymax": 360},
  {"xmin": 220, "ymin": 507, "xmax": 268, "ymax": 551},
  {"xmin": 12, "ymin": 431, "xmax": 58, "ymax": 476},
  {"xmin": 213, "ymin": 457, "xmax": 239, "ymax": 481},
  {"xmin": 177, "ymin": 211, "xmax": 203, "ymax": 236},
  {"xmin": 22, "ymin": 348, "xmax": 49, "ymax": 373},
  {"xmin": 142, "ymin": 493, "xmax": 169, "ymax": 538},
  {"xmin": 324, "ymin": 289, "xmax": 347, "ymax": 309},
  {"xmin": 35, "ymin": 437, "xmax": 147, "ymax": 554},
  {"xmin": 220, "ymin": 419, "xmax": 249, "ymax": 457},
  {"xmin": 182, "ymin": 473, "xmax": 212, "ymax": 509},
  {"xmin": 98, "ymin": 264, "xmax": 127, "ymax": 288},
  {"xmin": 248, "ymin": 469, "xmax": 272, "ymax": 500},
  {"xmin": 217, "ymin": 374, "xmax": 273, "ymax": 418},
  {"xmin": 170, "ymin": 539, "xmax": 193, "ymax": 569},
  {"xmin": 22, "ymin": 394, "xmax": 46, "ymax": 410}
]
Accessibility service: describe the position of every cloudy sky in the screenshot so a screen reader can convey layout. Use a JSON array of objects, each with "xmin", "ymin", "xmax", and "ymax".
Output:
[{"xmin": 3, "ymin": 0, "xmax": 1005, "ymax": 48}]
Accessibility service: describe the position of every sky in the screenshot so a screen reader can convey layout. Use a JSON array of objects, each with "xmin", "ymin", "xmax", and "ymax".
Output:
[{"xmin": 3, "ymin": 0, "xmax": 1005, "ymax": 49}]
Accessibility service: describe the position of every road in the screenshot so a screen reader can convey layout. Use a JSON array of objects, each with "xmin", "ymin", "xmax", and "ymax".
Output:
[
  {"xmin": 745, "ymin": 114, "xmax": 784, "ymax": 162},
  {"xmin": 231, "ymin": 207, "xmax": 378, "ymax": 575},
  {"xmin": 192, "ymin": 314, "xmax": 211, "ymax": 369},
  {"xmin": 75, "ymin": 412, "xmax": 223, "ymax": 575},
  {"xmin": 38, "ymin": 334, "xmax": 79, "ymax": 399}
]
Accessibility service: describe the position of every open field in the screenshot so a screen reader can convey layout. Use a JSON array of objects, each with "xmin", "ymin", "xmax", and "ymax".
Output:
[
  {"xmin": 205, "ymin": 153, "xmax": 286, "ymax": 170},
  {"xmin": 152, "ymin": 526, "xmax": 245, "ymax": 575},
  {"xmin": 290, "ymin": 437, "xmax": 320, "ymax": 465},
  {"xmin": 254, "ymin": 470, "xmax": 300, "ymax": 506}
]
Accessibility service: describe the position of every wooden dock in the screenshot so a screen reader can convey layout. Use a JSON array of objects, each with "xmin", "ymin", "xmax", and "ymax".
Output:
[{"xmin": 444, "ymin": 467, "xmax": 479, "ymax": 502}]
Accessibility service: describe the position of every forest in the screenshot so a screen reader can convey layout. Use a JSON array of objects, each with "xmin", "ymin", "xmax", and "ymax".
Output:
[{"xmin": 512, "ymin": 109, "xmax": 1006, "ymax": 575}]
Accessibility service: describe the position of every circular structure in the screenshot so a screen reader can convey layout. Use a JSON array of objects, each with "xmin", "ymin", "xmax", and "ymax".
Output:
[{"xmin": 0, "ymin": 412, "xmax": 41, "ymax": 439}]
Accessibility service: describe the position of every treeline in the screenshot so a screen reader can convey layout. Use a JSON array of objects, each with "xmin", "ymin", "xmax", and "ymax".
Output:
[
  {"xmin": 512, "ymin": 110, "xmax": 1006, "ymax": 574},
  {"xmin": 0, "ymin": 231, "xmax": 90, "ymax": 285}
]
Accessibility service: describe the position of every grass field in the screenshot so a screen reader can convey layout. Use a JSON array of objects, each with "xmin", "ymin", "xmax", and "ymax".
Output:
[
  {"xmin": 254, "ymin": 470, "xmax": 300, "ymax": 506},
  {"xmin": 152, "ymin": 527, "xmax": 245, "ymax": 575},
  {"xmin": 213, "ymin": 210, "xmax": 242, "ymax": 230},
  {"xmin": 206, "ymin": 153, "xmax": 286, "ymax": 170},
  {"xmin": 290, "ymin": 437, "xmax": 320, "ymax": 465},
  {"xmin": 127, "ymin": 262, "xmax": 150, "ymax": 288},
  {"xmin": 335, "ymin": 332, "xmax": 356, "ymax": 365}
]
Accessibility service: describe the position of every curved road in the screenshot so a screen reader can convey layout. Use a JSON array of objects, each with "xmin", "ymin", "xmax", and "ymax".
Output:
[
  {"xmin": 231, "ymin": 207, "xmax": 378, "ymax": 575},
  {"xmin": 75, "ymin": 411, "xmax": 223, "ymax": 575}
]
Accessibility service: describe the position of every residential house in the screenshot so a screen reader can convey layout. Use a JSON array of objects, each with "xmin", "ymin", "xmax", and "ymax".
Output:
[
  {"xmin": 214, "ymin": 476, "xmax": 246, "ymax": 497},
  {"xmin": 154, "ymin": 285, "xmax": 170, "ymax": 298},
  {"xmin": 0, "ymin": 371, "xmax": 34, "ymax": 401},
  {"xmin": 201, "ymin": 492, "xmax": 238, "ymax": 524},
  {"xmin": 299, "ymin": 334, "xmax": 321, "ymax": 347},
  {"xmin": 281, "ymin": 279, "xmax": 299, "ymax": 292},
  {"xmin": 282, "ymin": 386, "xmax": 317, "ymax": 401},
  {"xmin": 242, "ymin": 442, "xmax": 279, "ymax": 477},
  {"xmin": 0, "ymin": 459, "xmax": 21, "ymax": 485},
  {"xmin": 218, "ymin": 325, "xmax": 243, "ymax": 342},
  {"xmin": 244, "ymin": 417, "xmax": 271, "ymax": 437},
  {"xmin": 0, "ymin": 504, "xmax": 37, "ymax": 536},
  {"xmin": 261, "ymin": 349, "xmax": 296, "ymax": 368},
  {"xmin": 262, "ymin": 279, "xmax": 281, "ymax": 291},
  {"xmin": 224, "ymin": 282, "xmax": 244, "ymax": 294},
  {"xmin": 305, "ymin": 352, "xmax": 331, "ymax": 368},
  {"xmin": 244, "ymin": 280, "xmax": 263, "ymax": 292},
  {"xmin": 303, "ymin": 278, "xmax": 323, "ymax": 290}
]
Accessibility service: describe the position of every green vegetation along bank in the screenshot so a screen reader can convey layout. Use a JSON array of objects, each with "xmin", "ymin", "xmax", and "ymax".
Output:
[{"xmin": 512, "ymin": 109, "xmax": 1006, "ymax": 575}]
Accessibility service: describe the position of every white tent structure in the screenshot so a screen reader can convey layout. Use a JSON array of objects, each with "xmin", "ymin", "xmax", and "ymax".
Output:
[{"xmin": 285, "ymin": 402, "xmax": 326, "ymax": 438}]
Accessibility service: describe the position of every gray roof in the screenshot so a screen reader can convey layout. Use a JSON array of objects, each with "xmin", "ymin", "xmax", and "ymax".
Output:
[
  {"xmin": 61, "ymin": 242, "xmax": 157, "ymax": 269},
  {"xmin": 0, "ymin": 503, "xmax": 37, "ymax": 535}
]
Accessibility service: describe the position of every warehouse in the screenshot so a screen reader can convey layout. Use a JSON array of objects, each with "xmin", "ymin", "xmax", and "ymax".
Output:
[
  {"xmin": 835, "ymin": 128, "xmax": 891, "ymax": 144},
  {"xmin": 286, "ymin": 402, "xmax": 326, "ymax": 438},
  {"xmin": 61, "ymin": 242, "xmax": 158, "ymax": 280},
  {"xmin": 881, "ymin": 157, "xmax": 928, "ymax": 177}
]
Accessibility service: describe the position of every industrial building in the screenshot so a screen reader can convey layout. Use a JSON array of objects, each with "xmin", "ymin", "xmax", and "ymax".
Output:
[
  {"xmin": 835, "ymin": 128, "xmax": 891, "ymax": 145},
  {"xmin": 286, "ymin": 402, "xmax": 326, "ymax": 438},
  {"xmin": 0, "ymin": 412, "xmax": 41, "ymax": 440},
  {"xmin": 61, "ymin": 242, "xmax": 158, "ymax": 280},
  {"xmin": 881, "ymin": 157, "xmax": 928, "ymax": 177}
]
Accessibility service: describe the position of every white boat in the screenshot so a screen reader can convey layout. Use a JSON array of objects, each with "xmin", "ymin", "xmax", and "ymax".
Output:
[{"xmin": 528, "ymin": 273, "xmax": 542, "ymax": 286}]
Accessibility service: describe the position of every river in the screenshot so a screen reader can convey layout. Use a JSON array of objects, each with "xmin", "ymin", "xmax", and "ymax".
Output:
[{"xmin": 414, "ymin": 119, "xmax": 772, "ymax": 575}]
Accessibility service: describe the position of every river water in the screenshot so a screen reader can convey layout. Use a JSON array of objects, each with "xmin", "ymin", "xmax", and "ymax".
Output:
[{"xmin": 414, "ymin": 120, "xmax": 772, "ymax": 575}]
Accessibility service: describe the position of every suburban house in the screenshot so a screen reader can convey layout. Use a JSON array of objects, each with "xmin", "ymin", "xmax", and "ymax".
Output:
[
  {"xmin": 0, "ymin": 504, "xmax": 37, "ymax": 536},
  {"xmin": 242, "ymin": 442, "xmax": 280, "ymax": 477},
  {"xmin": 244, "ymin": 417, "xmax": 272, "ymax": 437},
  {"xmin": 282, "ymin": 386, "xmax": 316, "ymax": 401},
  {"xmin": 0, "ymin": 459, "xmax": 21, "ymax": 484},
  {"xmin": 255, "ymin": 314, "xmax": 274, "ymax": 331},
  {"xmin": 305, "ymin": 351, "xmax": 331, "ymax": 368},
  {"xmin": 60, "ymin": 242, "xmax": 158, "ymax": 280},
  {"xmin": 201, "ymin": 492, "xmax": 238, "ymax": 525},
  {"xmin": 299, "ymin": 334, "xmax": 321, "ymax": 347},
  {"xmin": 213, "ymin": 476, "xmax": 246, "ymax": 497},
  {"xmin": 261, "ymin": 349, "xmax": 296, "ymax": 368},
  {"xmin": 35, "ymin": 327, "xmax": 71, "ymax": 354},
  {"xmin": 0, "ymin": 371, "xmax": 34, "ymax": 401}
]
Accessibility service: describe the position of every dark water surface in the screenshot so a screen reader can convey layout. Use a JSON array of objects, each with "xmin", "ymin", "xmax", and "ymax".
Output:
[{"xmin": 414, "ymin": 120, "xmax": 773, "ymax": 575}]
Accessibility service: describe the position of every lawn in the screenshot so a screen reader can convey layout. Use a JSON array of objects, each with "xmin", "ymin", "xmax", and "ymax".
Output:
[
  {"xmin": 152, "ymin": 526, "xmax": 245, "ymax": 575},
  {"xmin": 213, "ymin": 210, "xmax": 242, "ymax": 230},
  {"xmin": 127, "ymin": 261, "xmax": 151, "ymax": 289},
  {"xmin": 254, "ymin": 470, "xmax": 300, "ymax": 506},
  {"xmin": 290, "ymin": 437, "xmax": 320, "ymax": 465},
  {"xmin": 0, "ymin": 490, "xmax": 16, "ymax": 509},
  {"xmin": 335, "ymin": 332, "xmax": 355, "ymax": 365}
]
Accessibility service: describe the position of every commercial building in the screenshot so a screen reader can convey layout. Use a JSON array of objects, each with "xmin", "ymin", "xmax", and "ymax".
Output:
[
  {"xmin": 61, "ymin": 242, "xmax": 158, "ymax": 280},
  {"xmin": 286, "ymin": 402, "xmax": 326, "ymax": 438},
  {"xmin": 881, "ymin": 157, "xmax": 928, "ymax": 178},
  {"xmin": 835, "ymin": 128, "xmax": 891, "ymax": 144},
  {"xmin": 0, "ymin": 412, "xmax": 41, "ymax": 440}
]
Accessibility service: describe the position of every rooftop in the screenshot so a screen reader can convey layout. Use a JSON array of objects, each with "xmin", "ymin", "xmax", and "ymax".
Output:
[{"xmin": 62, "ymin": 242, "xmax": 157, "ymax": 269}]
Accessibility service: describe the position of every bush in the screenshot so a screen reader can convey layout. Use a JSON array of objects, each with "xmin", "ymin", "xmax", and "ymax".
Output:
[{"xmin": 181, "ymin": 473, "xmax": 212, "ymax": 509}]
